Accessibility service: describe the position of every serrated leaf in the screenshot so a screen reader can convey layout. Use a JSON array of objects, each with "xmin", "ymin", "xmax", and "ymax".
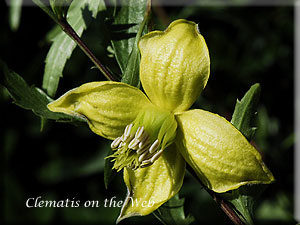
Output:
[
  {"xmin": 0, "ymin": 60, "xmax": 83, "ymax": 122},
  {"xmin": 111, "ymin": 0, "xmax": 148, "ymax": 74},
  {"xmin": 219, "ymin": 83, "xmax": 264, "ymax": 225},
  {"xmin": 153, "ymin": 194, "xmax": 194, "ymax": 225},
  {"xmin": 42, "ymin": 0, "xmax": 106, "ymax": 97},
  {"xmin": 231, "ymin": 83, "xmax": 261, "ymax": 141}
]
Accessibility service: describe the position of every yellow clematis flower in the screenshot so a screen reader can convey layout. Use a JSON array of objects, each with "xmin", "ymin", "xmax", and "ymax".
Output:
[{"xmin": 47, "ymin": 19, "xmax": 274, "ymax": 222}]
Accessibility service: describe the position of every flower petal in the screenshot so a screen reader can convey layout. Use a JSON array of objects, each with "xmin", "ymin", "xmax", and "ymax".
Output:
[
  {"xmin": 117, "ymin": 146, "xmax": 185, "ymax": 222},
  {"xmin": 139, "ymin": 19, "xmax": 210, "ymax": 113},
  {"xmin": 175, "ymin": 109, "xmax": 275, "ymax": 193},
  {"xmin": 47, "ymin": 81, "xmax": 152, "ymax": 140}
]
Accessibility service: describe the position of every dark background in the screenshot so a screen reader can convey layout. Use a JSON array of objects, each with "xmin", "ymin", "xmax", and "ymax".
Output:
[{"xmin": 0, "ymin": 2, "xmax": 294, "ymax": 225}]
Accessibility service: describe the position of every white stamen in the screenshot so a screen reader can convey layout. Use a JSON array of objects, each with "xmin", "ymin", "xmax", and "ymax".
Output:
[
  {"xmin": 136, "ymin": 143, "xmax": 151, "ymax": 154},
  {"xmin": 142, "ymin": 159, "xmax": 152, "ymax": 165},
  {"xmin": 150, "ymin": 149, "xmax": 164, "ymax": 163},
  {"xmin": 111, "ymin": 137, "xmax": 121, "ymax": 149},
  {"xmin": 122, "ymin": 133, "xmax": 134, "ymax": 143},
  {"xmin": 141, "ymin": 164, "xmax": 153, "ymax": 168},
  {"xmin": 140, "ymin": 159, "xmax": 153, "ymax": 168},
  {"xmin": 149, "ymin": 139, "xmax": 159, "ymax": 154},
  {"xmin": 128, "ymin": 138, "xmax": 139, "ymax": 149},
  {"xmin": 138, "ymin": 136, "xmax": 149, "ymax": 149},
  {"xmin": 135, "ymin": 126, "xmax": 144, "ymax": 139},
  {"xmin": 120, "ymin": 135, "xmax": 126, "ymax": 142},
  {"xmin": 119, "ymin": 142, "xmax": 126, "ymax": 147},
  {"xmin": 137, "ymin": 131, "xmax": 148, "ymax": 143},
  {"xmin": 124, "ymin": 123, "xmax": 133, "ymax": 138},
  {"xmin": 138, "ymin": 151, "xmax": 150, "ymax": 162}
]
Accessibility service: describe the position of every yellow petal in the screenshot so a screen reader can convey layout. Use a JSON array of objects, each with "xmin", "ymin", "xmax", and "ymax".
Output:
[
  {"xmin": 139, "ymin": 19, "xmax": 210, "ymax": 113},
  {"xmin": 47, "ymin": 81, "xmax": 152, "ymax": 140},
  {"xmin": 175, "ymin": 109, "xmax": 275, "ymax": 193},
  {"xmin": 117, "ymin": 146, "xmax": 185, "ymax": 223}
]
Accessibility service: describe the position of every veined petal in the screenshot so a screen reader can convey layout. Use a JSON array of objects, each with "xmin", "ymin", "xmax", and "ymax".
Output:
[
  {"xmin": 117, "ymin": 146, "xmax": 185, "ymax": 223},
  {"xmin": 139, "ymin": 19, "xmax": 210, "ymax": 113},
  {"xmin": 47, "ymin": 81, "xmax": 152, "ymax": 140},
  {"xmin": 175, "ymin": 109, "xmax": 274, "ymax": 193}
]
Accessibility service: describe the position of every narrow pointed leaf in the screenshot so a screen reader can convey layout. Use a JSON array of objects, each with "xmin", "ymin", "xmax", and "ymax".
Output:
[
  {"xmin": 111, "ymin": 0, "xmax": 147, "ymax": 74},
  {"xmin": 42, "ymin": 0, "xmax": 106, "ymax": 97},
  {"xmin": 120, "ymin": 1, "xmax": 150, "ymax": 87},
  {"xmin": 231, "ymin": 83, "xmax": 261, "ymax": 141},
  {"xmin": 0, "ymin": 60, "xmax": 83, "ymax": 122}
]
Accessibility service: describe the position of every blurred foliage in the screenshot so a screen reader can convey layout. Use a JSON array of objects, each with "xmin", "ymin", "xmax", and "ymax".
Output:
[{"xmin": 0, "ymin": 1, "xmax": 294, "ymax": 225}]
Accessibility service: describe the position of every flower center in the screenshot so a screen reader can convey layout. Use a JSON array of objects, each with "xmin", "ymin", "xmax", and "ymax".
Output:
[{"xmin": 107, "ymin": 107, "xmax": 177, "ymax": 171}]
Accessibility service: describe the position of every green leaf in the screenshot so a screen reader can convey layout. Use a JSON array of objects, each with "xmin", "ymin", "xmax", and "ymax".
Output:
[
  {"xmin": 111, "ymin": 0, "xmax": 148, "ymax": 74},
  {"xmin": 222, "ymin": 185, "xmax": 267, "ymax": 225},
  {"xmin": 219, "ymin": 83, "xmax": 264, "ymax": 225},
  {"xmin": 49, "ymin": 0, "xmax": 73, "ymax": 20},
  {"xmin": 121, "ymin": 2, "xmax": 150, "ymax": 87},
  {"xmin": 42, "ymin": 0, "xmax": 106, "ymax": 97},
  {"xmin": 153, "ymin": 194, "xmax": 194, "ymax": 225},
  {"xmin": 231, "ymin": 83, "xmax": 261, "ymax": 141},
  {"xmin": 0, "ymin": 60, "xmax": 83, "ymax": 122},
  {"xmin": 8, "ymin": 0, "xmax": 22, "ymax": 31}
]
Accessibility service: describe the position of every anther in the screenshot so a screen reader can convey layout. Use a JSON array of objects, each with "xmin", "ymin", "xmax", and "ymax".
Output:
[
  {"xmin": 135, "ymin": 126, "xmax": 144, "ymax": 139},
  {"xmin": 150, "ymin": 149, "xmax": 164, "ymax": 163},
  {"xmin": 149, "ymin": 139, "xmax": 159, "ymax": 154},
  {"xmin": 142, "ymin": 159, "xmax": 152, "ymax": 165},
  {"xmin": 138, "ymin": 135, "xmax": 150, "ymax": 149},
  {"xmin": 128, "ymin": 138, "xmax": 139, "ymax": 149},
  {"xmin": 122, "ymin": 133, "xmax": 134, "ymax": 143},
  {"xmin": 124, "ymin": 123, "xmax": 133, "ymax": 138},
  {"xmin": 140, "ymin": 159, "xmax": 153, "ymax": 168},
  {"xmin": 136, "ymin": 143, "xmax": 150, "ymax": 154},
  {"xmin": 111, "ymin": 137, "xmax": 121, "ymax": 149},
  {"xmin": 138, "ymin": 151, "xmax": 149, "ymax": 162}
]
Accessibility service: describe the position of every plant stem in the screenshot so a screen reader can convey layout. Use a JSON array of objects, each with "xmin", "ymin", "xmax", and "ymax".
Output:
[
  {"xmin": 58, "ymin": 19, "xmax": 116, "ymax": 81},
  {"xmin": 33, "ymin": 0, "xmax": 116, "ymax": 81},
  {"xmin": 186, "ymin": 165, "xmax": 246, "ymax": 225}
]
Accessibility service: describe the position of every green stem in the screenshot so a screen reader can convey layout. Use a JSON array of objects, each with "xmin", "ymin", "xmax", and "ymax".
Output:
[
  {"xmin": 186, "ymin": 165, "xmax": 246, "ymax": 225},
  {"xmin": 58, "ymin": 20, "xmax": 116, "ymax": 81},
  {"xmin": 32, "ymin": 0, "xmax": 117, "ymax": 81}
]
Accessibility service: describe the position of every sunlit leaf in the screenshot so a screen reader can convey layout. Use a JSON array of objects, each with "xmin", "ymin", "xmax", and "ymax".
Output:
[
  {"xmin": 231, "ymin": 83, "xmax": 261, "ymax": 141},
  {"xmin": 42, "ymin": 0, "xmax": 106, "ymax": 97}
]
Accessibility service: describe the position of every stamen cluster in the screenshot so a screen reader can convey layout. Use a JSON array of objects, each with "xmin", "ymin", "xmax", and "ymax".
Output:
[{"xmin": 110, "ymin": 124, "xmax": 164, "ymax": 170}]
